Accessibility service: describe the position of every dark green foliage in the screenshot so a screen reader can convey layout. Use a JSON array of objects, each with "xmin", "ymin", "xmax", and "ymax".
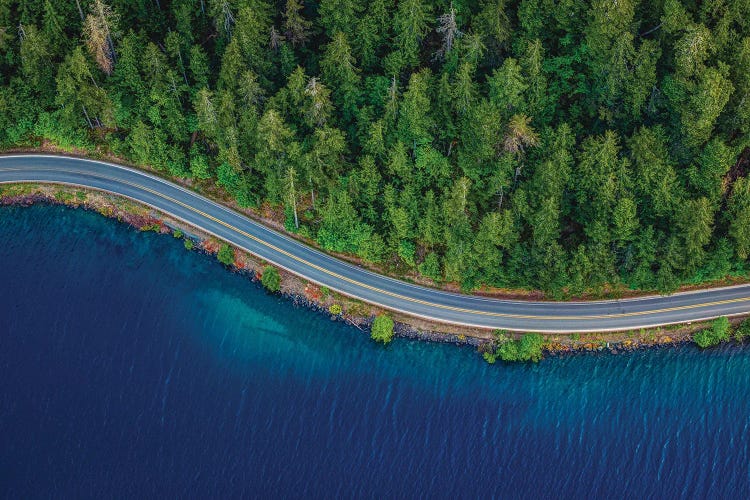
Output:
[
  {"xmin": 217, "ymin": 244, "xmax": 234, "ymax": 266},
  {"xmin": 483, "ymin": 331, "xmax": 545, "ymax": 363},
  {"xmin": 261, "ymin": 265, "xmax": 281, "ymax": 293},
  {"xmin": 419, "ymin": 252, "xmax": 442, "ymax": 282},
  {"xmin": 2, "ymin": 0, "xmax": 750, "ymax": 296},
  {"xmin": 371, "ymin": 314, "xmax": 395, "ymax": 344},
  {"xmin": 694, "ymin": 317, "xmax": 732, "ymax": 348}
]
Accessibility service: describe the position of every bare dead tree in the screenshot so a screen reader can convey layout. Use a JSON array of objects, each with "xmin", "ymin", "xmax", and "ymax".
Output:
[
  {"xmin": 216, "ymin": 0, "xmax": 235, "ymax": 37},
  {"xmin": 503, "ymin": 114, "xmax": 539, "ymax": 185},
  {"xmin": 75, "ymin": 0, "xmax": 85, "ymax": 21},
  {"xmin": 84, "ymin": 16, "xmax": 112, "ymax": 74},
  {"xmin": 436, "ymin": 4, "xmax": 461, "ymax": 60},
  {"xmin": 503, "ymin": 114, "xmax": 539, "ymax": 157},
  {"xmin": 285, "ymin": 167, "xmax": 299, "ymax": 229},
  {"xmin": 84, "ymin": 0, "xmax": 118, "ymax": 75},
  {"xmin": 269, "ymin": 26, "xmax": 283, "ymax": 52},
  {"xmin": 304, "ymin": 77, "xmax": 329, "ymax": 127}
]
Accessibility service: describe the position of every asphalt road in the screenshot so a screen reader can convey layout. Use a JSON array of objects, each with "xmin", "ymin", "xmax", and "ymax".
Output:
[{"xmin": 2, "ymin": 154, "xmax": 750, "ymax": 332}]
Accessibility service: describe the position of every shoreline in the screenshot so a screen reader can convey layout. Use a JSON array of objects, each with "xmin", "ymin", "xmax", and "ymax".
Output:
[
  {"xmin": 0, "ymin": 183, "xmax": 742, "ymax": 360},
  {"xmin": 5, "ymin": 147, "xmax": 750, "ymax": 304}
]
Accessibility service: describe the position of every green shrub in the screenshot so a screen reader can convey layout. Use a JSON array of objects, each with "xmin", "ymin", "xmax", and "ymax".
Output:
[
  {"xmin": 261, "ymin": 265, "xmax": 281, "ymax": 292},
  {"xmin": 371, "ymin": 314, "xmax": 395, "ymax": 344},
  {"xmin": 184, "ymin": 239, "xmax": 194, "ymax": 250},
  {"xmin": 140, "ymin": 223, "xmax": 160, "ymax": 232},
  {"xmin": 518, "ymin": 334, "xmax": 545, "ymax": 362},
  {"xmin": 713, "ymin": 316, "xmax": 731, "ymax": 342},
  {"xmin": 173, "ymin": 229, "xmax": 183, "ymax": 239},
  {"xmin": 483, "ymin": 332, "xmax": 546, "ymax": 363},
  {"xmin": 329, "ymin": 304, "xmax": 342, "ymax": 315},
  {"xmin": 217, "ymin": 244, "xmax": 234, "ymax": 266},
  {"xmin": 693, "ymin": 329, "xmax": 714, "ymax": 349},
  {"xmin": 694, "ymin": 316, "xmax": 732, "ymax": 348},
  {"xmin": 735, "ymin": 318, "xmax": 750, "ymax": 342},
  {"xmin": 189, "ymin": 151, "xmax": 211, "ymax": 180},
  {"xmin": 483, "ymin": 350, "xmax": 498, "ymax": 364}
]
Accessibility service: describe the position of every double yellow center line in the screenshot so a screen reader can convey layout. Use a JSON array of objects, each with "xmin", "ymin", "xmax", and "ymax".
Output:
[{"xmin": 4, "ymin": 165, "xmax": 750, "ymax": 323}]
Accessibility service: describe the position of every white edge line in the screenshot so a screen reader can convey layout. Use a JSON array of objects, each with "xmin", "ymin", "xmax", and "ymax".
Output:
[
  {"xmin": 3, "ymin": 177, "xmax": 748, "ymax": 334},
  {"xmin": 8, "ymin": 154, "xmax": 750, "ymax": 308}
]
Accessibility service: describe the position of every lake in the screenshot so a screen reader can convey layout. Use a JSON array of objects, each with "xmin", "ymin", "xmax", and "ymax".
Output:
[{"xmin": 1, "ymin": 204, "xmax": 749, "ymax": 497}]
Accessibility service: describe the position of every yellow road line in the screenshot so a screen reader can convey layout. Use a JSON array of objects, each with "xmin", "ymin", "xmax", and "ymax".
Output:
[{"xmin": 5, "ymin": 166, "xmax": 750, "ymax": 322}]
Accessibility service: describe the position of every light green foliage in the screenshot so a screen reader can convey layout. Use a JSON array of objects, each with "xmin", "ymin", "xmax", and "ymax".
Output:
[
  {"xmin": 329, "ymin": 303, "xmax": 342, "ymax": 315},
  {"xmin": 729, "ymin": 177, "xmax": 750, "ymax": 260},
  {"xmin": 694, "ymin": 316, "xmax": 732, "ymax": 348},
  {"xmin": 190, "ymin": 150, "xmax": 211, "ymax": 180},
  {"xmin": 483, "ymin": 331, "xmax": 545, "ymax": 363},
  {"xmin": 261, "ymin": 265, "xmax": 281, "ymax": 292},
  {"xmin": 371, "ymin": 314, "xmax": 395, "ymax": 344},
  {"xmin": 397, "ymin": 70, "xmax": 434, "ymax": 149},
  {"xmin": 418, "ymin": 252, "xmax": 442, "ymax": 282},
  {"xmin": 735, "ymin": 318, "xmax": 750, "ymax": 342},
  {"xmin": 2, "ymin": 0, "xmax": 749, "ymax": 297},
  {"xmin": 217, "ymin": 244, "xmax": 234, "ymax": 266}
]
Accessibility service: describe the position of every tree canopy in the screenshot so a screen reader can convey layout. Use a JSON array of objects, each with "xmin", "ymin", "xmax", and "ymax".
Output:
[{"xmin": 2, "ymin": 0, "xmax": 750, "ymax": 296}]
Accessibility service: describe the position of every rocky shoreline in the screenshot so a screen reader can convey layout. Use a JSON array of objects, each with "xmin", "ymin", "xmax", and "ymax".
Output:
[
  {"xmin": 0, "ymin": 184, "xmax": 729, "ymax": 360},
  {"xmin": 0, "ymin": 186, "xmax": 484, "ymax": 344}
]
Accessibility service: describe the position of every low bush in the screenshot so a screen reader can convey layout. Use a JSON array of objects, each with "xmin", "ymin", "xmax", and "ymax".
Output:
[
  {"xmin": 217, "ymin": 244, "xmax": 234, "ymax": 266},
  {"xmin": 329, "ymin": 304, "xmax": 342, "ymax": 315},
  {"xmin": 694, "ymin": 317, "xmax": 732, "ymax": 348},
  {"xmin": 735, "ymin": 318, "xmax": 750, "ymax": 342},
  {"xmin": 483, "ymin": 331, "xmax": 545, "ymax": 363},
  {"xmin": 371, "ymin": 314, "xmax": 395, "ymax": 344},
  {"xmin": 261, "ymin": 265, "xmax": 281, "ymax": 292}
]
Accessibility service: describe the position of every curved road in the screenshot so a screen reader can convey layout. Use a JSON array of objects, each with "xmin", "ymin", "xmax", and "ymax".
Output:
[{"xmin": 2, "ymin": 154, "xmax": 750, "ymax": 332}]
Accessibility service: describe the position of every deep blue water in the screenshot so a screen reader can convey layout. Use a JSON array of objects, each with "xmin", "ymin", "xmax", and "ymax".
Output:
[{"xmin": 1, "ymin": 204, "xmax": 750, "ymax": 498}]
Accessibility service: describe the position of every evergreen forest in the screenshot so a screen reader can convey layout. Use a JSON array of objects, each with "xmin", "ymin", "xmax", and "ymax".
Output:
[{"xmin": 2, "ymin": 0, "xmax": 750, "ymax": 296}]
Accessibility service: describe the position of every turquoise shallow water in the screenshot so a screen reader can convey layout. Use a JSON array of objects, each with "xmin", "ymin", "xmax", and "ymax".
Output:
[{"xmin": 1, "ymin": 204, "xmax": 749, "ymax": 498}]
